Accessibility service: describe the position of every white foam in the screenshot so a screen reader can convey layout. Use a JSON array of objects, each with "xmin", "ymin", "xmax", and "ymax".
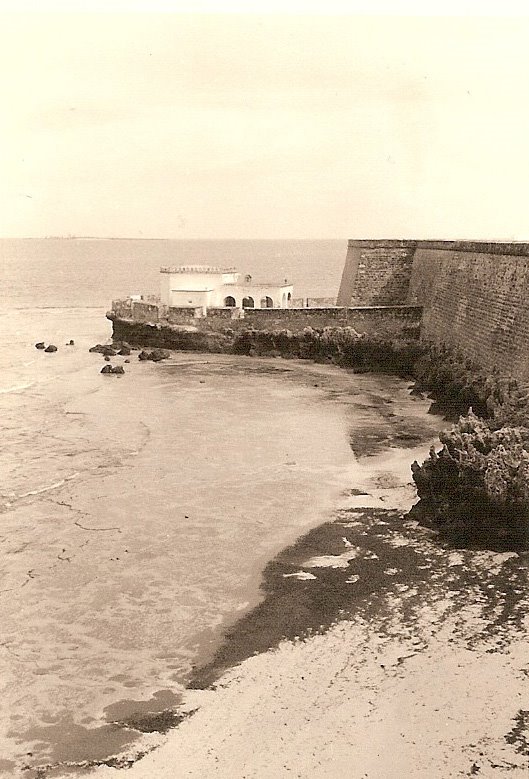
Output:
[
  {"xmin": 16, "ymin": 472, "xmax": 79, "ymax": 499},
  {"xmin": 0, "ymin": 381, "xmax": 36, "ymax": 394},
  {"xmin": 283, "ymin": 571, "xmax": 317, "ymax": 581}
]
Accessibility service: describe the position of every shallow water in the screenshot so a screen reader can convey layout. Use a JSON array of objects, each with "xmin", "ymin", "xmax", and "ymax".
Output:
[
  {"xmin": 0, "ymin": 326, "xmax": 441, "ymax": 773},
  {"xmin": 0, "ymin": 239, "xmax": 443, "ymax": 773}
]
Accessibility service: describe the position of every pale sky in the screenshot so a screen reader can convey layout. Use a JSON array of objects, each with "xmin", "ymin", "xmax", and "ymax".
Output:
[{"xmin": 2, "ymin": 8, "xmax": 529, "ymax": 239}]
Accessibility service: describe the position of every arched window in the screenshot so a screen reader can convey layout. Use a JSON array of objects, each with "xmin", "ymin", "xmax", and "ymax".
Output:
[
  {"xmin": 242, "ymin": 296, "xmax": 254, "ymax": 308},
  {"xmin": 224, "ymin": 296, "xmax": 236, "ymax": 307},
  {"xmin": 260, "ymin": 296, "xmax": 273, "ymax": 309}
]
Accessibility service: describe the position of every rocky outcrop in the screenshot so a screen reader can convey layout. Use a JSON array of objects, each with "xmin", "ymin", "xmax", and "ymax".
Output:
[
  {"xmin": 89, "ymin": 344, "xmax": 117, "ymax": 356},
  {"xmin": 138, "ymin": 349, "xmax": 171, "ymax": 362},
  {"xmin": 109, "ymin": 317, "xmax": 232, "ymax": 354},
  {"xmin": 44, "ymin": 345, "xmax": 58, "ymax": 353}
]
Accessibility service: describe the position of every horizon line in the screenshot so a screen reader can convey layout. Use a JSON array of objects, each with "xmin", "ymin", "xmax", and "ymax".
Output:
[
  {"xmin": 3, "ymin": 235, "xmax": 528, "ymax": 242},
  {"xmin": 0, "ymin": 235, "xmax": 350, "ymax": 242}
]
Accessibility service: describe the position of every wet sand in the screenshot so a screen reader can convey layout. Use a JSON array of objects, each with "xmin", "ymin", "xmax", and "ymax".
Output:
[
  {"xmin": 89, "ymin": 529, "xmax": 529, "ymax": 778},
  {"xmin": 1, "ymin": 352, "xmax": 444, "ymax": 776},
  {"xmin": 85, "ymin": 394, "xmax": 529, "ymax": 779}
]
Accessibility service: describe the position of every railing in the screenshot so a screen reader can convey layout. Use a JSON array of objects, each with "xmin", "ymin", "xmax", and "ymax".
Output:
[{"xmin": 159, "ymin": 265, "xmax": 236, "ymax": 274}]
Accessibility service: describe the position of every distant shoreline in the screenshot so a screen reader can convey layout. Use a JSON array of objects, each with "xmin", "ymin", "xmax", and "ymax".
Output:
[{"xmin": 0, "ymin": 236, "xmax": 347, "ymax": 242}]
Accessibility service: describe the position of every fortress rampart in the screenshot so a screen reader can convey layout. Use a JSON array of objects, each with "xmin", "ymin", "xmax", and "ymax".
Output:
[
  {"xmin": 338, "ymin": 240, "xmax": 529, "ymax": 383},
  {"xmin": 109, "ymin": 240, "xmax": 529, "ymax": 383}
]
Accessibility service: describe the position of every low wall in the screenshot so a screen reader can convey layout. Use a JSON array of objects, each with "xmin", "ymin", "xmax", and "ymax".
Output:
[
  {"xmin": 241, "ymin": 306, "xmax": 421, "ymax": 337},
  {"xmin": 131, "ymin": 301, "xmax": 159, "ymax": 323},
  {"xmin": 290, "ymin": 297, "xmax": 337, "ymax": 308},
  {"xmin": 110, "ymin": 297, "xmax": 421, "ymax": 339},
  {"xmin": 242, "ymin": 307, "xmax": 345, "ymax": 329},
  {"xmin": 206, "ymin": 307, "xmax": 239, "ymax": 319},
  {"xmin": 108, "ymin": 304, "xmax": 422, "ymax": 350},
  {"xmin": 166, "ymin": 306, "xmax": 201, "ymax": 324},
  {"xmin": 112, "ymin": 299, "xmax": 133, "ymax": 319}
]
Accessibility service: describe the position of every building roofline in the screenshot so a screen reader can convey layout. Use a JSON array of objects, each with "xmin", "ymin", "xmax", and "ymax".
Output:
[{"xmin": 223, "ymin": 281, "xmax": 292, "ymax": 288}]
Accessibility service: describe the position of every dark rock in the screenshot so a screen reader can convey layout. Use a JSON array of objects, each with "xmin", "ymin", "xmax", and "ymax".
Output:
[
  {"xmin": 35, "ymin": 342, "xmax": 46, "ymax": 350},
  {"xmin": 124, "ymin": 359, "xmax": 130, "ymax": 363},
  {"xmin": 150, "ymin": 348, "xmax": 171, "ymax": 362},
  {"xmin": 114, "ymin": 341, "xmax": 132, "ymax": 355},
  {"xmin": 67, "ymin": 339, "xmax": 75, "ymax": 346},
  {"xmin": 137, "ymin": 349, "xmax": 171, "ymax": 362},
  {"xmin": 44, "ymin": 344, "xmax": 58, "ymax": 353},
  {"xmin": 111, "ymin": 365, "xmax": 125, "ymax": 374},
  {"xmin": 89, "ymin": 344, "xmax": 116, "ymax": 356},
  {"xmin": 100, "ymin": 365, "xmax": 113, "ymax": 374},
  {"xmin": 409, "ymin": 386, "xmax": 425, "ymax": 399},
  {"xmin": 104, "ymin": 355, "xmax": 111, "ymax": 361}
]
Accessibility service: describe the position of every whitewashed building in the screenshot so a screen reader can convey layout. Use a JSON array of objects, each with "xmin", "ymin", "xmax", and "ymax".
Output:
[{"xmin": 160, "ymin": 266, "xmax": 293, "ymax": 310}]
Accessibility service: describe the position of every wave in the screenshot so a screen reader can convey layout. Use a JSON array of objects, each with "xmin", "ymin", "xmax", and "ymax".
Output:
[
  {"xmin": 0, "ymin": 381, "xmax": 36, "ymax": 394},
  {"xmin": 14, "ymin": 472, "xmax": 80, "ymax": 501}
]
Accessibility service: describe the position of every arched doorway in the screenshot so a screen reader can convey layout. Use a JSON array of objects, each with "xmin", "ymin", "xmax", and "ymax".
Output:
[
  {"xmin": 281, "ymin": 293, "xmax": 286, "ymax": 308},
  {"xmin": 242, "ymin": 296, "xmax": 254, "ymax": 308},
  {"xmin": 260, "ymin": 296, "xmax": 273, "ymax": 308},
  {"xmin": 224, "ymin": 296, "xmax": 236, "ymax": 307}
]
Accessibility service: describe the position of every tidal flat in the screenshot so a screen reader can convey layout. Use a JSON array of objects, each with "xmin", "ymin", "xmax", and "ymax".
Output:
[{"xmin": 1, "ymin": 351, "xmax": 443, "ymax": 775}]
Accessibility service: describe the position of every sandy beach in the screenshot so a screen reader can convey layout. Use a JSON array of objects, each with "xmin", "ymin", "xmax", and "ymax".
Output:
[
  {"xmin": 84, "ymin": 420, "xmax": 529, "ymax": 779},
  {"xmin": 93, "ymin": 600, "xmax": 529, "ymax": 779}
]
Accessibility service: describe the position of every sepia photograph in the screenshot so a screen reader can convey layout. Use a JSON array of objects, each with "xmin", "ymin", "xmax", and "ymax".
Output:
[{"xmin": 2, "ymin": 1, "xmax": 529, "ymax": 776}]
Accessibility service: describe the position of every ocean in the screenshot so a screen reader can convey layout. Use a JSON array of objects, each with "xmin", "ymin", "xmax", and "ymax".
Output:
[{"xmin": 0, "ymin": 238, "xmax": 435, "ymax": 774}]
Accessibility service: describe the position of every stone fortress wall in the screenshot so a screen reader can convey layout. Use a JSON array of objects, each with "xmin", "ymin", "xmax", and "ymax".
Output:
[
  {"xmin": 110, "ymin": 240, "xmax": 529, "ymax": 382},
  {"xmin": 338, "ymin": 240, "xmax": 529, "ymax": 382}
]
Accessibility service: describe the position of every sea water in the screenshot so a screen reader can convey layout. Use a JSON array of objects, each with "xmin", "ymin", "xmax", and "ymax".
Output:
[{"xmin": 0, "ymin": 239, "xmax": 437, "ymax": 773}]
